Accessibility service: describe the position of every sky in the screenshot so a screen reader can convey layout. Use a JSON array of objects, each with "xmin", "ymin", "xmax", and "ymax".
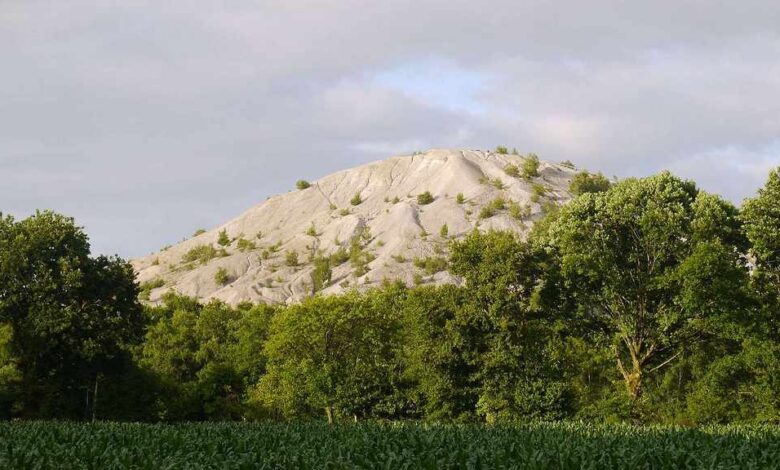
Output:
[{"xmin": 2, "ymin": 1, "xmax": 780, "ymax": 258}]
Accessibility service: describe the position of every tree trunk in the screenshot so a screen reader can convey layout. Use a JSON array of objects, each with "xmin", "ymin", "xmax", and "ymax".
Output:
[
  {"xmin": 92, "ymin": 375, "xmax": 100, "ymax": 422},
  {"xmin": 325, "ymin": 405, "xmax": 333, "ymax": 425}
]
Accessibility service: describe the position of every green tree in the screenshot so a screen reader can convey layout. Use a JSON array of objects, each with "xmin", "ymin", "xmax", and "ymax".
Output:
[
  {"xmin": 256, "ymin": 288, "xmax": 405, "ymax": 423},
  {"xmin": 0, "ymin": 211, "xmax": 145, "ymax": 419},
  {"xmin": 296, "ymin": 180, "xmax": 311, "ymax": 190},
  {"xmin": 538, "ymin": 172, "xmax": 749, "ymax": 403},
  {"xmin": 310, "ymin": 255, "xmax": 332, "ymax": 294},
  {"xmin": 741, "ymin": 167, "xmax": 780, "ymax": 341},
  {"xmin": 449, "ymin": 230, "xmax": 572, "ymax": 422}
]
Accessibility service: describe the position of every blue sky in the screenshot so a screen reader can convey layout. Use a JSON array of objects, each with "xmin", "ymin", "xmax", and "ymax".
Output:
[{"xmin": 2, "ymin": 1, "xmax": 779, "ymax": 257}]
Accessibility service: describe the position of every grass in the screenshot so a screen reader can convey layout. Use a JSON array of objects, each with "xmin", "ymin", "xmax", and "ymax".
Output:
[{"xmin": 0, "ymin": 421, "xmax": 776, "ymax": 469}]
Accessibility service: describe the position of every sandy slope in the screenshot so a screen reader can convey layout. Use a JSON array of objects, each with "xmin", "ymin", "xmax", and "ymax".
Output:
[{"xmin": 132, "ymin": 149, "xmax": 577, "ymax": 304}]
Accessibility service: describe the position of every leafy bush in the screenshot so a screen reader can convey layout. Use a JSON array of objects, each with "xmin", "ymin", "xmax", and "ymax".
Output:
[
  {"xmin": 350, "ymin": 193, "xmax": 363, "ymax": 206},
  {"xmin": 495, "ymin": 146, "xmax": 509, "ymax": 154},
  {"xmin": 296, "ymin": 180, "xmax": 311, "ymax": 190},
  {"xmin": 214, "ymin": 267, "xmax": 230, "ymax": 286},
  {"xmin": 440, "ymin": 224, "xmax": 449, "ymax": 237},
  {"xmin": 478, "ymin": 197, "xmax": 507, "ymax": 219},
  {"xmin": 569, "ymin": 171, "xmax": 611, "ymax": 196},
  {"xmin": 183, "ymin": 245, "xmax": 226, "ymax": 264},
  {"xmin": 329, "ymin": 247, "xmax": 350, "ymax": 266},
  {"xmin": 508, "ymin": 200, "xmax": 531, "ymax": 220},
  {"xmin": 306, "ymin": 223, "xmax": 318, "ymax": 237},
  {"xmin": 530, "ymin": 183, "xmax": 547, "ymax": 203},
  {"xmin": 522, "ymin": 154, "xmax": 540, "ymax": 179},
  {"xmin": 392, "ymin": 196, "xmax": 400, "ymax": 204},
  {"xmin": 217, "ymin": 230, "xmax": 230, "ymax": 247},
  {"xmin": 417, "ymin": 191, "xmax": 434, "ymax": 205},
  {"xmin": 236, "ymin": 238, "xmax": 256, "ymax": 252},
  {"xmin": 310, "ymin": 256, "xmax": 332, "ymax": 293},
  {"xmin": 504, "ymin": 164, "xmax": 520, "ymax": 178},
  {"xmin": 285, "ymin": 250, "xmax": 299, "ymax": 267},
  {"xmin": 456, "ymin": 193, "xmax": 465, "ymax": 204},
  {"xmin": 192, "ymin": 229, "xmax": 206, "ymax": 237},
  {"xmin": 339, "ymin": 208, "xmax": 351, "ymax": 216}
]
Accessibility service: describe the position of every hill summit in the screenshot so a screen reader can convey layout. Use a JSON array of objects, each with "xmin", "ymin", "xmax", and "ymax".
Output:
[{"xmin": 132, "ymin": 149, "xmax": 578, "ymax": 304}]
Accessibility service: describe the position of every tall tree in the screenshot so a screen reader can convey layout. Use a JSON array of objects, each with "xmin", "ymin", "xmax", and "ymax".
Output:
[
  {"xmin": 538, "ymin": 172, "xmax": 749, "ymax": 403},
  {"xmin": 448, "ymin": 230, "xmax": 572, "ymax": 422},
  {"xmin": 0, "ymin": 211, "xmax": 145, "ymax": 418}
]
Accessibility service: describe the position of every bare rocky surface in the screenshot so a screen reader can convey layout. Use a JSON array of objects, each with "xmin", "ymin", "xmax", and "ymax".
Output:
[{"xmin": 132, "ymin": 149, "xmax": 578, "ymax": 305}]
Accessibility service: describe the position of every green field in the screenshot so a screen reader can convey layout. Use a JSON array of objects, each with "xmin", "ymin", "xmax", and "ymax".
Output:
[{"xmin": 0, "ymin": 422, "xmax": 778, "ymax": 469}]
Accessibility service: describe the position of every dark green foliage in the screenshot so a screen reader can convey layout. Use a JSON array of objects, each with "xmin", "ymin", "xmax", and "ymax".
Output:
[
  {"xmin": 192, "ymin": 229, "xmax": 206, "ymax": 237},
  {"xmin": 569, "ymin": 171, "xmax": 611, "ymax": 195},
  {"xmin": 1, "ymin": 422, "xmax": 778, "ymax": 468},
  {"xmin": 456, "ymin": 193, "xmax": 465, "ymax": 204},
  {"xmin": 350, "ymin": 193, "xmax": 363, "ymax": 206},
  {"xmin": 495, "ymin": 146, "xmax": 508, "ymax": 154},
  {"xmin": 537, "ymin": 172, "xmax": 749, "ymax": 405},
  {"xmin": 504, "ymin": 164, "xmax": 520, "ymax": 177},
  {"xmin": 416, "ymin": 191, "xmax": 434, "ymax": 205},
  {"xmin": 295, "ymin": 180, "xmax": 311, "ymax": 190},
  {"xmin": 0, "ymin": 211, "xmax": 145, "ymax": 419}
]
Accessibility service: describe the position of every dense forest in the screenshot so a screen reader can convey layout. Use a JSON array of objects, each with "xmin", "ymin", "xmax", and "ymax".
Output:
[{"xmin": 0, "ymin": 169, "xmax": 778, "ymax": 424}]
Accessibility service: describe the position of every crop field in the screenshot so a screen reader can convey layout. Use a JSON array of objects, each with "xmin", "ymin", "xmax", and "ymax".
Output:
[{"xmin": 0, "ymin": 422, "xmax": 778, "ymax": 469}]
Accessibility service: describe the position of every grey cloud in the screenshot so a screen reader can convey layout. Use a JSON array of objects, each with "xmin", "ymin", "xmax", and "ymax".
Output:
[{"xmin": 1, "ymin": 1, "xmax": 779, "ymax": 256}]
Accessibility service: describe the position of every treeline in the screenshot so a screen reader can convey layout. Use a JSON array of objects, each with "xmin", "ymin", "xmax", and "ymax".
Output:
[{"xmin": 0, "ymin": 170, "xmax": 778, "ymax": 424}]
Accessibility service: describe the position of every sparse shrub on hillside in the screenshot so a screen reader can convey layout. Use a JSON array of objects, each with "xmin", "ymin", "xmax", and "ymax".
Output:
[
  {"xmin": 329, "ymin": 203, "xmax": 337, "ymax": 210},
  {"xmin": 236, "ymin": 238, "xmax": 256, "ymax": 252},
  {"xmin": 192, "ymin": 229, "xmax": 206, "ymax": 237},
  {"xmin": 560, "ymin": 159, "xmax": 576, "ymax": 169},
  {"xmin": 285, "ymin": 250, "xmax": 299, "ymax": 267},
  {"xmin": 310, "ymin": 255, "xmax": 332, "ymax": 294},
  {"xmin": 495, "ymin": 146, "xmax": 509, "ymax": 154},
  {"xmin": 139, "ymin": 278, "xmax": 165, "ymax": 301},
  {"xmin": 413, "ymin": 256, "xmax": 448, "ymax": 275},
  {"xmin": 296, "ymin": 180, "xmax": 311, "ymax": 190},
  {"xmin": 350, "ymin": 193, "xmax": 363, "ymax": 206},
  {"xmin": 329, "ymin": 247, "xmax": 349, "ymax": 266},
  {"xmin": 256, "ymin": 231, "xmax": 263, "ymax": 240},
  {"xmin": 569, "ymin": 171, "xmax": 611, "ymax": 195},
  {"xmin": 214, "ymin": 267, "xmax": 230, "ymax": 286},
  {"xmin": 217, "ymin": 229, "xmax": 230, "ymax": 247},
  {"xmin": 306, "ymin": 223, "xmax": 318, "ymax": 237},
  {"xmin": 183, "ymin": 245, "xmax": 225, "ymax": 264},
  {"xmin": 479, "ymin": 197, "xmax": 507, "ymax": 219},
  {"xmin": 504, "ymin": 164, "xmax": 520, "ymax": 178},
  {"xmin": 413, "ymin": 273, "xmax": 425, "ymax": 285},
  {"xmin": 440, "ymin": 223, "xmax": 449, "ymax": 238},
  {"xmin": 151, "ymin": 258, "xmax": 159, "ymax": 266},
  {"xmin": 261, "ymin": 249, "xmax": 270, "ymax": 260},
  {"xmin": 339, "ymin": 208, "xmax": 350, "ymax": 216},
  {"xmin": 530, "ymin": 182, "xmax": 547, "ymax": 203},
  {"xmin": 391, "ymin": 254, "xmax": 407, "ymax": 263},
  {"xmin": 522, "ymin": 154, "xmax": 540, "ymax": 179},
  {"xmin": 540, "ymin": 200, "xmax": 559, "ymax": 214},
  {"xmin": 511, "ymin": 147, "xmax": 520, "ymax": 155},
  {"xmin": 508, "ymin": 200, "xmax": 531, "ymax": 220},
  {"xmin": 456, "ymin": 193, "xmax": 465, "ymax": 204},
  {"xmin": 417, "ymin": 191, "xmax": 434, "ymax": 205}
]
